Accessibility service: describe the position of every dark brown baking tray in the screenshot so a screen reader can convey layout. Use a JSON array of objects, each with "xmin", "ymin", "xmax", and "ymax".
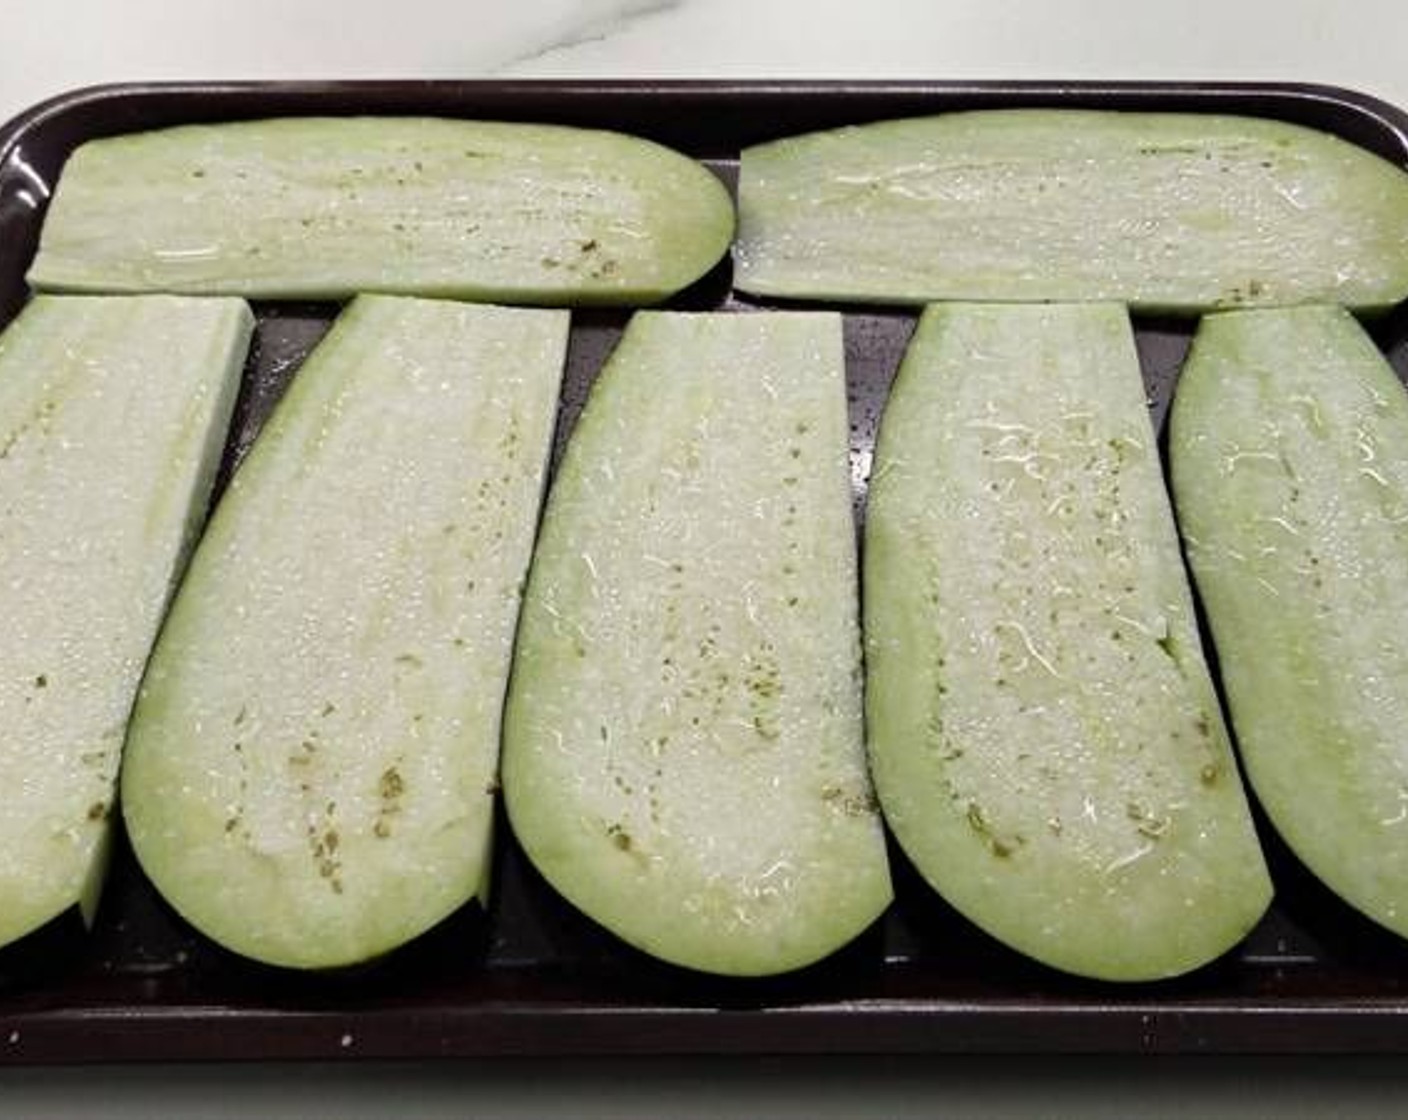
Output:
[{"xmin": 2, "ymin": 80, "xmax": 1408, "ymax": 1063}]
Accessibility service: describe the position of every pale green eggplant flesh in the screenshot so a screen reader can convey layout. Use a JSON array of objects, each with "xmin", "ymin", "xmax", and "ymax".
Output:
[
  {"xmin": 737, "ymin": 110, "xmax": 1408, "ymax": 313},
  {"xmin": 0, "ymin": 294, "xmax": 252, "ymax": 950},
  {"xmin": 29, "ymin": 117, "xmax": 734, "ymax": 304},
  {"xmin": 503, "ymin": 311, "xmax": 892, "ymax": 977},
  {"xmin": 865, "ymin": 302, "xmax": 1271, "ymax": 981},
  {"xmin": 1171, "ymin": 305, "xmax": 1408, "ymax": 939},
  {"xmin": 121, "ymin": 295, "xmax": 568, "ymax": 969}
]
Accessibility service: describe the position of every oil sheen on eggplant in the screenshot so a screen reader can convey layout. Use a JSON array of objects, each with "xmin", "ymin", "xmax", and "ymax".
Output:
[
  {"xmin": 1172, "ymin": 305, "xmax": 1408, "ymax": 941},
  {"xmin": 503, "ymin": 311, "xmax": 892, "ymax": 977},
  {"xmin": 865, "ymin": 302, "xmax": 1271, "ymax": 981}
]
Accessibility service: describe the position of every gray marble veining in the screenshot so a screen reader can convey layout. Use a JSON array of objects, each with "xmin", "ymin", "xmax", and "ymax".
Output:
[{"xmin": 499, "ymin": 0, "xmax": 686, "ymax": 69}]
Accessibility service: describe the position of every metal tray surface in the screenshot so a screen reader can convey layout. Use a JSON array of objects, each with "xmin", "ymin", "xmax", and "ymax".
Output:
[{"xmin": 2, "ymin": 80, "xmax": 1408, "ymax": 1063}]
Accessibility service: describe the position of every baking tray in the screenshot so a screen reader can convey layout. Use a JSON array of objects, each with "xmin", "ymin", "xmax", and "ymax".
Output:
[{"xmin": 2, "ymin": 80, "xmax": 1408, "ymax": 1063}]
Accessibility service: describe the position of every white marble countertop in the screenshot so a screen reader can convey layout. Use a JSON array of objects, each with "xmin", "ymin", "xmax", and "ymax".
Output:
[
  {"xmin": 4, "ymin": 2, "xmax": 1408, "ymax": 1115},
  {"xmin": 3, "ymin": 0, "xmax": 1408, "ymax": 118}
]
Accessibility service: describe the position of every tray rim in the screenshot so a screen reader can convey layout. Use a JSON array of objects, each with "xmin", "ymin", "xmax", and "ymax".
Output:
[{"xmin": 5, "ymin": 76, "xmax": 1408, "ymax": 157}]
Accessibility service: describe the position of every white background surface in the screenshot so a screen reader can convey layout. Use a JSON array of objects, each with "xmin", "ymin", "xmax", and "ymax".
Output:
[
  {"xmin": 4, "ymin": 2, "xmax": 1408, "ymax": 1114},
  {"xmin": 3, "ymin": 0, "xmax": 1408, "ymax": 114}
]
